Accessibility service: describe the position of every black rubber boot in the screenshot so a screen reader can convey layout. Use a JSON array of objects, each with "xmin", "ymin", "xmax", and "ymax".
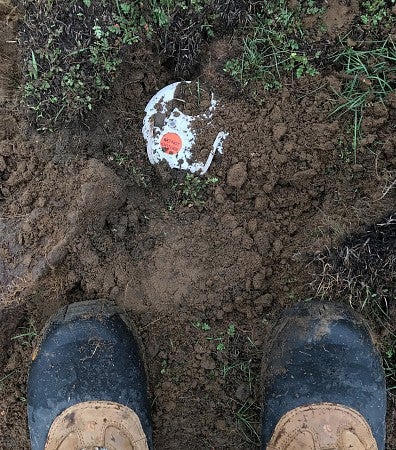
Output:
[
  {"xmin": 28, "ymin": 300, "xmax": 152, "ymax": 450},
  {"xmin": 261, "ymin": 300, "xmax": 386, "ymax": 449}
]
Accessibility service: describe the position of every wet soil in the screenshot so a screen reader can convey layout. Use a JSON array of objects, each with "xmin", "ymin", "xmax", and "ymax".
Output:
[
  {"xmin": 0, "ymin": 1, "xmax": 395, "ymax": 449},
  {"xmin": 171, "ymin": 81, "xmax": 212, "ymax": 116}
]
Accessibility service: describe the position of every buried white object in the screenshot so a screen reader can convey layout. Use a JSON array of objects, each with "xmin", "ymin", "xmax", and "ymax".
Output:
[{"xmin": 142, "ymin": 81, "xmax": 228, "ymax": 174}]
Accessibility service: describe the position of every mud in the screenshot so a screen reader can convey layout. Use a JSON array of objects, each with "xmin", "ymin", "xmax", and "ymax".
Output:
[
  {"xmin": 172, "ymin": 81, "xmax": 212, "ymax": 116},
  {"xmin": 0, "ymin": 1, "xmax": 395, "ymax": 449}
]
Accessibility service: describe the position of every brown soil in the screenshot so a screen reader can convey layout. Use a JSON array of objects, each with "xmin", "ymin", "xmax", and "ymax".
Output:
[
  {"xmin": 1, "ymin": 2, "xmax": 395, "ymax": 450},
  {"xmin": 171, "ymin": 81, "xmax": 212, "ymax": 116}
]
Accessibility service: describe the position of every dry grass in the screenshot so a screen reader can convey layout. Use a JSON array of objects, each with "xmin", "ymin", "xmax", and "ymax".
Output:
[
  {"xmin": 314, "ymin": 214, "xmax": 395, "ymax": 307},
  {"xmin": 312, "ymin": 213, "xmax": 396, "ymax": 397}
]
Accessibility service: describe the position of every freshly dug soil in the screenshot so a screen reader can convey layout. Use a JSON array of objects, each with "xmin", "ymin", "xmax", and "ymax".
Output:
[
  {"xmin": 0, "ymin": 2, "xmax": 395, "ymax": 450},
  {"xmin": 171, "ymin": 81, "xmax": 212, "ymax": 116}
]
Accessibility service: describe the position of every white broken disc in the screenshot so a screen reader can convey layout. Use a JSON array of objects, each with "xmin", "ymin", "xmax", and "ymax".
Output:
[{"xmin": 142, "ymin": 81, "xmax": 228, "ymax": 174}]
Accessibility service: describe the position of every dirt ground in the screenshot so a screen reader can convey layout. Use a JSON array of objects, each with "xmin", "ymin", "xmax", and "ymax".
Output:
[{"xmin": 0, "ymin": 1, "xmax": 395, "ymax": 449}]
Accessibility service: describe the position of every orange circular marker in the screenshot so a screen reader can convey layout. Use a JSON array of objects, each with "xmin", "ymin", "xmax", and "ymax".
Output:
[{"xmin": 160, "ymin": 132, "xmax": 182, "ymax": 155}]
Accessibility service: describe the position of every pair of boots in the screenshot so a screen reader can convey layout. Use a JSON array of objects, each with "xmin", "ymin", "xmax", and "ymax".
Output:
[{"xmin": 28, "ymin": 300, "xmax": 386, "ymax": 449}]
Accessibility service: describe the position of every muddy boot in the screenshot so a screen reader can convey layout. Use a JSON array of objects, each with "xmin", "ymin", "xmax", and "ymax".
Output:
[
  {"xmin": 261, "ymin": 301, "xmax": 386, "ymax": 450},
  {"xmin": 27, "ymin": 300, "xmax": 152, "ymax": 450}
]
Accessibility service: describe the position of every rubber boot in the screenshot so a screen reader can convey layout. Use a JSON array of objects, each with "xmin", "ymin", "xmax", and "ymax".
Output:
[
  {"xmin": 261, "ymin": 300, "xmax": 386, "ymax": 449},
  {"xmin": 27, "ymin": 300, "xmax": 152, "ymax": 450}
]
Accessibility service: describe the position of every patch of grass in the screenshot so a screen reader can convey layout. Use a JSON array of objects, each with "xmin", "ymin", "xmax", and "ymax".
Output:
[
  {"xmin": 222, "ymin": 330, "xmax": 261, "ymax": 447},
  {"xmin": 192, "ymin": 318, "xmax": 262, "ymax": 445},
  {"xmin": 193, "ymin": 321, "xmax": 237, "ymax": 350},
  {"xmin": 11, "ymin": 318, "xmax": 37, "ymax": 347},
  {"xmin": 21, "ymin": 0, "xmax": 144, "ymax": 128},
  {"xmin": 384, "ymin": 343, "xmax": 396, "ymax": 392},
  {"xmin": 330, "ymin": 38, "xmax": 396, "ymax": 162},
  {"xmin": 168, "ymin": 174, "xmax": 219, "ymax": 209},
  {"xmin": 360, "ymin": 0, "xmax": 396, "ymax": 28},
  {"xmin": 180, "ymin": 174, "xmax": 219, "ymax": 206},
  {"xmin": 235, "ymin": 399, "xmax": 261, "ymax": 446},
  {"xmin": 223, "ymin": 1, "xmax": 322, "ymax": 93},
  {"xmin": 21, "ymin": 0, "xmax": 243, "ymax": 127},
  {"xmin": 314, "ymin": 214, "xmax": 396, "ymax": 395},
  {"xmin": 108, "ymin": 151, "xmax": 148, "ymax": 187}
]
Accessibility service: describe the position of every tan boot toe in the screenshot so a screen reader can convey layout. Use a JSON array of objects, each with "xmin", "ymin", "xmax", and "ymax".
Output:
[
  {"xmin": 45, "ymin": 401, "xmax": 149, "ymax": 450},
  {"xmin": 267, "ymin": 403, "xmax": 377, "ymax": 450}
]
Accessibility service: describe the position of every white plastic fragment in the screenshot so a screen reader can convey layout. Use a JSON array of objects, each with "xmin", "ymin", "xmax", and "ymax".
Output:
[{"xmin": 142, "ymin": 81, "xmax": 228, "ymax": 174}]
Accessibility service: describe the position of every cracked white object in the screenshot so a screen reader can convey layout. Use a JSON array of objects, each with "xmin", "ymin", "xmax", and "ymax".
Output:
[{"xmin": 142, "ymin": 81, "xmax": 228, "ymax": 174}]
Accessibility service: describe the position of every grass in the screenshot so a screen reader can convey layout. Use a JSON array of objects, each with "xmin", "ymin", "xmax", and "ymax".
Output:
[
  {"xmin": 222, "ymin": 331, "xmax": 261, "ymax": 447},
  {"xmin": 193, "ymin": 319, "xmax": 262, "ymax": 446},
  {"xmin": 0, "ymin": 319, "xmax": 37, "ymax": 393},
  {"xmin": 108, "ymin": 151, "xmax": 148, "ymax": 187},
  {"xmin": 21, "ymin": 0, "xmax": 139, "ymax": 128},
  {"xmin": 314, "ymin": 214, "xmax": 396, "ymax": 396},
  {"xmin": 193, "ymin": 320, "xmax": 211, "ymax": 331},
  {"xmin": 20, "ymin": 0, "xmax": 396, "ymax": 131},
  {"xmin": 330, "ymin": 37, "xmax": 396, "ymax": 162},
  {"xmin": 223, "ymin": 1, "xmax": 323, "ymax": 94},
  {"xmin": 20, "ymin": 0, "xmax": 239, "ymax": 128},
  {"xmin": 11, "ymin": 319, "xmax": 37, "ymax": 347},
  {"xmin": 384, "ymin": 343, "xmax": 396, "ymax": 392},
  {"xmin": 360, "ymin": 0, "xmax": 396, "ymax": 28},
  {"xmin": 168, "ymin": 174, "xmax": 219, "ymax": 209},
  {"xmin": 20, "ymin": 0, "xmax": 328, "ymax": 126},
  {"xmin": 0, "ymin": 370, "xmax": 17, "ymax": 386},
  {"xmin": 193, "ymin": 321, "xmax": 237, "ymax": 352},
  {"xmin": 235, "ymin": 399, "xmax": 261, "ymax": 446}
]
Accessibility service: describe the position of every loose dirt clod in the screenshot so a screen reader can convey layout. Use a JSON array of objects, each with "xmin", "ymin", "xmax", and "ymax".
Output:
[{"xmin": 227, "ymin": 162, "xmax": 247, "ymax": 188}]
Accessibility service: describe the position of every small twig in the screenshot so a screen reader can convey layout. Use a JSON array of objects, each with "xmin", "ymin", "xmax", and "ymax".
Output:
[{"xmin": 376, "ymin": 177, "xmax": 396, "ymax": 201}]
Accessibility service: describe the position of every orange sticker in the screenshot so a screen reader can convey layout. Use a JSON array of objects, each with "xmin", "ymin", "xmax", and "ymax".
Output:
[{"xmin": 160, "ymin": 132, "xmax": 182, "ymax": 155}]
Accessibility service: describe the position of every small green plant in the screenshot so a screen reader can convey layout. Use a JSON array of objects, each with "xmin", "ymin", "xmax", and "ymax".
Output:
[
  {"xmin": 360, "ymin": 0, "xmax": 396, "ymax": 27},
  {"xmin": 337, "ymin": 136, "xmax": 355, "ymax": 163},
  {"xmin": 182, "ymin": 174, "xmax": 218, "ymax": 206},
  {"xmin": 227, "ymin": 323, "xmax": 236, "ymax": 337},
  {"xmin": 304, "ymin": 0, "xmax": 326, "ymax": 16},
  {"xmin": 193, "ymin": 320, "xmax": 211, "ymax": 331},
  {"xmin": 193, "ymin": 322, "xmax": 238, "ymax": 352},
  {"xmin": 111, "ymin": 152, "xmax": 129, "ymax": 166},
  {"xmin": 216, "ymin": 342, "xmax": 225, "ymax": 351},
  {"xmin": 112, "ymin": 1, "xmax": 143, "ymax": 44},
  {"xmin": 385, "ymin": 346, "xmax": 395, "ymax": 360},
  {"xmin": 331, "ymin": 38, "xmax": 396, "ymax": 162},
  {"xmin": 11, "ymin": 319, "xmax": 37, "ymax": 347},
  {"xmin": 160, "ymin": 359, "xmax": 168, "ymax": 375},
  {"xmin": 170, "ymin": 174, "xmax": 218, "ymax": 208},
  {"xmin": 109, "ymin": 151, "xmax": 148, "ymax": 187}
]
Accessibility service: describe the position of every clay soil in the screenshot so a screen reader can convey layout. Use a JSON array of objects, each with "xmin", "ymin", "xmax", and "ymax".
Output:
[{"xmin": 0, "ymin": 1, "xmax": 395, "ymax": 449}]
